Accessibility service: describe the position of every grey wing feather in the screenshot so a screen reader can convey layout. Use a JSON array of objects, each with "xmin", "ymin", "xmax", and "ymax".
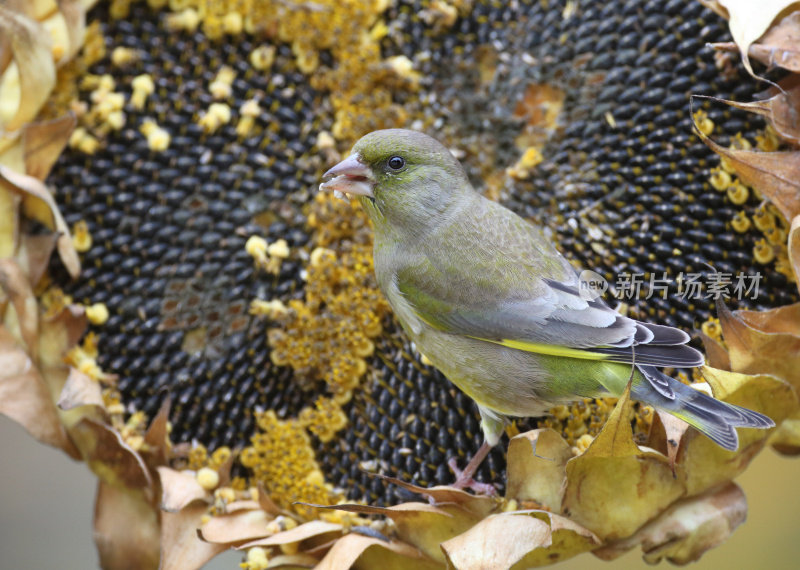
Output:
[{"xmin": 401, "ymin": 194, "xmax": 702, "ymax": 369}]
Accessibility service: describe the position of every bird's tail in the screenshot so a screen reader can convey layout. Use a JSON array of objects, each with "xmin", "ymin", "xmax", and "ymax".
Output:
[{"xmin": 633, "ymin": 367, "xmax": 774, "ymax": 451}]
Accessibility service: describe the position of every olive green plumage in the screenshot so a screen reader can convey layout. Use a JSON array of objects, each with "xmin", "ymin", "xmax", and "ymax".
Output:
[{"xmin": 321, "ymin": 128, "xmax": 773, "ymax": 451}]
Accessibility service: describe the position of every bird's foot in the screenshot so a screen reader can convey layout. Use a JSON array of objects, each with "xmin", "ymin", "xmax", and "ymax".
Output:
[{"xmin": 447, "ymin": 456, "xmax": 497, "ymax": 496}]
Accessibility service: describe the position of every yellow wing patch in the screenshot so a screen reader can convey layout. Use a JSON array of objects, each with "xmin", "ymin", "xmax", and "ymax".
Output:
[{"xmin": 475, "ymin": 337, "xmax": 612, "ymax": 361}]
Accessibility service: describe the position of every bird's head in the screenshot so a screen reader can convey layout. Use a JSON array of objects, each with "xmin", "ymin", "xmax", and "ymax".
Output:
[{"xmin": 319, "ymin": 129, "xmax": 472, "ymax": 235}]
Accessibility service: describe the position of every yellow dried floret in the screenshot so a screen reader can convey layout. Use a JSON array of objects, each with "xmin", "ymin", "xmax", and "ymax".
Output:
[
  {"xmin": 708, "ymin": 167, "xmax": 731, "ymax": 192},
  {"xmin": 249, "ymin": 298, "xmax": 289, "ymax": 320},
  {"xmin": 196, "ymin": 467, "xmax": 220, "ymax": 491},
  {"xmin": 240, "ymin": 547, "xmax": 269, "ymax": 570},
  {"xmin": 86, "ymin": 303, "xmax": 109, "ymax": 326},
  {"xmin": 692, "ymin": 109, "xmax": 714, "ymax": 136},
  {"xmin": 249, "ymin": 45, "xmax": 276, "ymax": 71},
  {"xmin": 198, "ymin": 102, "xmax": 232, "ymax": 133},
  {"xmin": 753, "ymin": 238, "xmax": 775, "ymax": 264},
  {"xmin": 131, "ymin": 74, "xmax": 155, "ymax": 109},
  {"xmin": 726, "ymin": 181, "xmax": 749, "ymax": 205},
  {"xmin": 110, "ymin": 46, "xmax": 139, "ymax": 67},
  {"xmin": 731, "ymin": 211, "xmax": 751, "ymax": 233},
  {"xmin": 72, "ymin": 220, "xmax": 92, "ymax": 252},
  {"xmin": 166, "ymin": 8, "xmax": 200, "ymax": 32}
]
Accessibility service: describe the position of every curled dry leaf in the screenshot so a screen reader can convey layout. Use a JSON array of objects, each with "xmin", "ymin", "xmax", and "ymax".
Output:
[
  {"xmin": 264, "ymin": 553, "xmax": 320, "ymax": 568},
  {"xmin": 505, "ymin": 428, "xmax": 573, "ymax": 511},
  {"xmin": 693, "ymin": 125, "xmax": 800, "ymax": 222},
  {"xmin": 306, "ymin": 501, "xmax": 481, "ymax": 564},
  {"xmin": 0, "ymin": 2, "xmax": 56, "ymax": 131},
  {"xmin": 748, "ymin": 10, "xmax": 800, "ymax": 73},
  {"xmin": 695, "ymin": 77, "xmax": 800, "ymax": 145},
  {"xmin": 0, "ymin": 186, "xmax": 20, "ymax": 257},
  {"xmin": 561, "ymin": 383, "xmax": 684, "ymax": 541},
  {"xmin": 649, "ymin": 409, "xmax": 691, "ymax": 470},
  {"xmin": 0, "ymin": 257, "xmax": 38, "ymax": 357},
  {"xmin": 142, "ymin": 397, "xmax": 171, "ymax": 465},
  {"xmin": 368, "ymin": 473, "xmax": 496, "ymax": 519},
  {"xmin": 239, "ymin": 520, "xmax": 344, "ymax": 550},
  {"xmin": 718, "ymin": 301, "xmax": 800, "ymax": 389},
  {"xmin": 56, "ymin": 0, "xmax": 88, "ymax": 63},
  {"xmin": 677, "ymin": 367, "xmax": 797, "ymax": 496},
  {"xmin": 594, "ymin": 482, "xmax": 747, "ymax": 564},
  {"xmin": 19, "ymin": 232, "xmax": 58, "ymax": 289},
  {"xmin": 71, "ymin": 416, "xmax": 154, "ymax": 492},
  {"xmin": 22, "ymin": 113, "xmax": 77, "ymax": 180},
  {"xmin": 199, "ymin": 508, "xmax": 271, "ymax": 545},
  {"xmin": 0, "ymin": 326, "xmax": 74, "ymax": 451},
  {"xmin": 56, "ymin": 366, "xmax": 104, "ymax": 410},
  {"xmin": 0, "ymin": 165, "xmax": 80, "ymax": 277},
  {"xmin": 315, "ymin": 532, "xmax": 439, "ymax": 570},
  {"xmin": 161, "ymin": 502, "xmax": 228, "ymax": 570},
  {"xmin": 700, "ymin": 0, "xmax": 799, "ymax": 79},
  {"xmin": 94, "ymin": 480, "xmax": 161, "ymax": 570},
  {"xmin": 769, "ymin": 407, "xmax": 800, "ymax": 455},
  {"xmin": 789, "ymin": 214, "xmax": 800, "ymax": 291},
  {"xmin": 157, "ymin": 466, "xmax": 209, "ymax": 512},
  {"xmin": 442, "ymin": 510, "xmax": 599, "ymax": 570},
  {"xmin": 699, "ymin": 329, "xmax": 732, "ymax": 370}
]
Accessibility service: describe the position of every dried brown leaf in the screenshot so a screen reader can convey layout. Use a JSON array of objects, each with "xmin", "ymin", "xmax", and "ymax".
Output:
[
  {"xmin": 770, "ymin": 408, "xmax": 800, "ymax": 455},
  {"xmin": 699, "ymin": 330, "xmax": 732, "ymax": 370},
  {"xmin": 505, "ymin": 428, "xmax": 572, "ymax": 511},
  {"xmin": 0, "ymin": 3, "xmax": 56, "ymax": 130},
  {"xmin": 143, "ymin": 397, "xmax": 171, "ymax": 465},
  {"xmin": 694, "ymin": 126, "xmax": 800, "ymax": 222},
  {"xmin": 316, "ymin": 533, "xmax": 438, "ymax": 570},
  {"xmin": 0, "ymin": 165, "xmax": 80, "ymax": 277},
  {"xmin": 701, "ymin": 0, "xmax": 800, "ymax": 79},
  {"xmin": 0, "ymin": 187, "xmax": 21, "ymax": 257},
  {"xmin": 748, "ymin": 10, "xmax": 800, "ymax": 72},
  {"xmin": 677, "ymin": 367, "xmax": 797, "ymax": 496},
  {"xmin": 71, "ymin": 416, "xmax": 154, "ymax": 492},
  {"xmin": 37, "ymin": 301, "xmax": 86, "ymax": 370},
  {"xmin": 696, "ymin": 77, "xmax": 800, "ymax": 145},
  {"xmin": 594, "ymin": 482, "xmax": 747, "ymax": 564},
  {"xmin": 0, "ymin": 325, "xmax": 74, "ymax": 451},
  {"xmin": 719, "ymin": 301, "xmax": 800, "ymax": 389},
  {"xmin": 0, "ymin": 257, "xmax": 38, "ymax": 356},
  {"xmin": 442, "ymin": 510, "xmax": 599, "ymax": 569},
  {"xmin": 160, "ymin": 502, "xmax": 227, "ymax": 570},
  {"xmin": 561, "ymin": 383, "xmax": 684, "ymax": 540},
  {"xmin": 649, "ymin": 409, "xmax": 691, "ymax": 470},
  {"xmin": 368, "ymin": 473, "xmax": 496, "ymax": 519},
  {"xmin": 157, "ymin": 466, "xmax": 209, "ymax": 512},
  {"xmin": 57, "ymin": 0, "xmax": 87, "ymax": 62},
  {"xmin": 19, "ymin": 232, "xmax": 58, "ymax": 289},
  {"xmin": 240, "ymin": 520, "xmax": 343, "ymax": 549},
  {"xmin": 22, "ymin": 113, "xmax": 77, "ymax": 180},
  {"xmin": 307, "ymin": 501, "xmax": 477, "ymax": 564},
  {"xmin": 789, "ymin": 215, "xmax": 800, "ymax": 293},
  {"xmin": 199, "ymin": 509, "xmax": 271, "ymax": 545},
  {"xmin": 265, "ymin": 553, "xmax": 320, "ymax": 568},
  {"xmin": 94, "ymin": 480, "xmax": 160, "ymax": 570},
  {"xmin": 57, "ymin": 366, "xmax": 104, "ymax": 410}
]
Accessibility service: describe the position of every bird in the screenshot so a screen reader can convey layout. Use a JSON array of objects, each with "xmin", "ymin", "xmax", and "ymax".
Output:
[{"xmin": 319, "ymin": 128, "xmax": 774, "ymax": 493}]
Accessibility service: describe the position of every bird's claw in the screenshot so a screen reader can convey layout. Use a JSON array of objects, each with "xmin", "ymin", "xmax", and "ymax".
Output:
[{"xmin": 447, "ymin": 457, "xmax": 497, "ymax": 496}]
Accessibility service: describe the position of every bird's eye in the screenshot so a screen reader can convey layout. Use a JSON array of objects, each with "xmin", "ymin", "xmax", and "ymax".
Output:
[{"xmin": 387, "ymin": 156, "xmax": 405, "ymax": 170}]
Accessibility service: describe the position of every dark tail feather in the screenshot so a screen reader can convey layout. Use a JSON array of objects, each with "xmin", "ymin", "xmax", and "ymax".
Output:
[{"xmin": 636, "ymin": 370, "xmax": 775, "ymax": 451}]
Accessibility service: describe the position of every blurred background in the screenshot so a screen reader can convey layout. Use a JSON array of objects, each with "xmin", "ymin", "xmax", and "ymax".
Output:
[{"xmin": 3, "ymin": 413, "xmax": 799, "ymax": 569}]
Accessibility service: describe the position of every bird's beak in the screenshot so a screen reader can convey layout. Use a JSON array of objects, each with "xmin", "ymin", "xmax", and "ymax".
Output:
[{"xmin": 319, "ymin": 154, "xmax": 374, "ymax": 202}]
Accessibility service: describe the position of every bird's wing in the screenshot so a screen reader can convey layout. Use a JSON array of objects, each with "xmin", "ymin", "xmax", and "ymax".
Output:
[{"xmin": 394, "ymin": 198, "xmax": 702, "ymax": 372}]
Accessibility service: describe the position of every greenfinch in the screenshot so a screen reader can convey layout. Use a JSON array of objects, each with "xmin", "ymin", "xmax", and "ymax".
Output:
[{"xmin": 320, "ymin": 129, "xmax": 773, "ymax": 490}]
